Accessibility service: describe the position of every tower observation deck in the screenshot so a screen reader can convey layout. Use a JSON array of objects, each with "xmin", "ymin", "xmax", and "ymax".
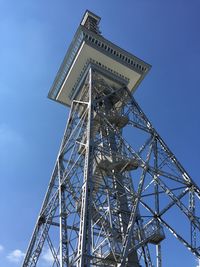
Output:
[
  {"xmin": 22, "ymin": 10, "xmax": 200, "ymax": 267},
  {"xmin": 48, "ymin": 10, "xmax": 150, "ymax": 107}
]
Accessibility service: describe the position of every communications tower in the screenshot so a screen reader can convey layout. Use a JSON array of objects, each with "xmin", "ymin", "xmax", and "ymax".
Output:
[{"xmin": 22, "ymin": 11, "xmax": 200, "ymax": 267}]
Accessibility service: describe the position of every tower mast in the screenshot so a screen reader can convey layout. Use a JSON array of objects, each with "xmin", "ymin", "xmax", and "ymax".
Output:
[{"xmin": 22, "ymin": 10, "xmax": 200, "ymax": 267}]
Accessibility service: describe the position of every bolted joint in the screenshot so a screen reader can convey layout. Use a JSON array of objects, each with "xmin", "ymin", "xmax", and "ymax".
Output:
[
  {"xmin": 60, "ymin": 184, "xmax": 66, "ymax": 191},
  {"xmin": 38, "ymin": 215, "xmax": 46, "ymax": 226}
]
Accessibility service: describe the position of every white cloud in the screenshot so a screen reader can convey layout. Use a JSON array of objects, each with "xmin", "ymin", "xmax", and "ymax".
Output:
[
  {"xmin": 41, "ymin": 248, "xmax": 54, "ymax": 263},
  {"xmin": 0, "ymin": 244, "xmax": 4, "ymax": 252},
  {"xmin": 7, "ymin": 249, "xmax": 25, "ymax": 263},
  {"xmin": 196, "ymin": 259, "xmax": 200, "ymax": 267}
]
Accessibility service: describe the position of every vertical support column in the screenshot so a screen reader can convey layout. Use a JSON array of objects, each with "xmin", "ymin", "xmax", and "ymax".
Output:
[
  {"xmin": 156, "ymin": 244, "xmax": 161, "ymax": 267},
  {"xmin": 154, "ymin": 138, "xmax": 162, "ymax": 267},
  {"xmin": 121, "ymin": 144, "xmax": 153, "ymax": 266},
  {"xmin": 189, "ymin": 187, "xmax": 196, "ymax": 249},
  {"xmin": 100, "ymin": 88, "xmax": 139, "ymax": 265},
  {"xmin": 77, "ymin": 68, "xmax": 93, "ymax": 267},
  {"xmin": 59, "ymin": 160, "xmax": 69, "ymax": 267}
]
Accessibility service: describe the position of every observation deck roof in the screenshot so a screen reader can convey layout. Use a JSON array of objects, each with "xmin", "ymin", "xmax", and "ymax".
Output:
[{"xmin": 48, "ymin": 10, "xmax": 151, "ymax": 107}]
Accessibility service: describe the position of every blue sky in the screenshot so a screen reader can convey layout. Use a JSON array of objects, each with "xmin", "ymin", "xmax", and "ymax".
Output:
[{"xmin": 0, "ymin": 0, "xmax": 200, "ymax": 266}]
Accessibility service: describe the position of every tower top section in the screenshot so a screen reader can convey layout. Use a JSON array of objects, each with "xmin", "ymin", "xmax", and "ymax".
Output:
[
  {"xmin": 48, "ymin": 10, "xmax": 151, "ymax": 107},
  {"xmin": 80, "ymin": 10, "xmax": 101, "ymax": 35}
]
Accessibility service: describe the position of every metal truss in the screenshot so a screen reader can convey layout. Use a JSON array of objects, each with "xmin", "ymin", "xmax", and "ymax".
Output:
[{"xmin": 22, "ymin": 67, "xmax": 200, "ymax": 267}]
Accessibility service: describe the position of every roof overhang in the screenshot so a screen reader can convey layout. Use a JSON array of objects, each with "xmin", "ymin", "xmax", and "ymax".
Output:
[{"xmin": 48, "ymin": 26, "xmax": 151, "ymax": 107}]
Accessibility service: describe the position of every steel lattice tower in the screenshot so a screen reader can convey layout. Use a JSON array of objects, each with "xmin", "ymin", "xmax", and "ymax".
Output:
[{"xmin": 22, "ymin": 11, "xmax": 200, "ymax": 267}]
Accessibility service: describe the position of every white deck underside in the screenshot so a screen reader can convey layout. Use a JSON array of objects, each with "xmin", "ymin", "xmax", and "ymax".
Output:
[{"xmin": 56, "ymin": 41, "xmax": 142, "ymax": 106}]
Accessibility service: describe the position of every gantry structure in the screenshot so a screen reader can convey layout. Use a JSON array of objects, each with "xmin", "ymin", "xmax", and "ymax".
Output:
[{"xmin": 22, "ymin": 10, "xmax": 200, "ymax": 267}]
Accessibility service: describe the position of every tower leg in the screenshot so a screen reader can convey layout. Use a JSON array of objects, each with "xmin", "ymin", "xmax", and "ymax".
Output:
[
  {"xmin": 22, "ymin": 68, "xmax": 200, "ymax": 267},
  {"xmin": 76, "ymin": 68, "xmax": 94, "ymax": 266}
]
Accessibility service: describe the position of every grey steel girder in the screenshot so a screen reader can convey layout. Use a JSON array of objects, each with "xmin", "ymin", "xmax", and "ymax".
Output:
[{"xmin": 22, "ymin": 67, "xmax": 200, "ymax": 267}]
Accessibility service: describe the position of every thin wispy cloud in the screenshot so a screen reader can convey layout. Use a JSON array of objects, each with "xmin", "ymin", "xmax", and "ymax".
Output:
[
  {"xmin": 0, "ymin": 124, "xmax": 26, "ymax": 161},
  {"xmin": 0, "ymin": 123, "xmax": 22, "ymax": 145},
  {"xmin": 0, "ymin": 124, "xmax": 24, "ymax": 147},
  {"xmin": 6, "ymin": 249, "xmax": 25, "ymax": 263},
  {"xmin": 0, "ymin": 244, "xmax": 4, "ymax": 252},
  {"xmin": 196, "ymin": 259, "xmax": 200, "ymax": 267},
  {"xmin": 41, "ymin": 247, "xmax": 54, "ymax": 263}
]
